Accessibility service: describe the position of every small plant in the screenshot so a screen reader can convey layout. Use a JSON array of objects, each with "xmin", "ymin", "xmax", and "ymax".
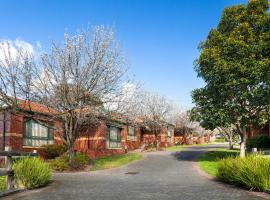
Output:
[
  {"xmin": 246, "ymin": 135, "xmax": 270, "ymax": 150},
  {"xmin": 13, "ymin": 157, "xmax": 51, "ymax": 189},
  {"xmin": 42, "ymin": 144, "xmax": 67, "ymax": 159},
  {"xmin": 217, "ymin": 155, "xmax": 270, "ymax": 191},
  {"xmin": 69, "ymin": 153, "xmax": 89, "ymax": 170},
  {"xmin": 0, "ymin": 176, "xmax": 6, "ymax": 191},
  {"xmin": 50, "ymin": 153, "xmax": 89, "ymax": 171},
  {"xmin": 49, "ymin": 155, "xmax": 69, "ymax": 171}
]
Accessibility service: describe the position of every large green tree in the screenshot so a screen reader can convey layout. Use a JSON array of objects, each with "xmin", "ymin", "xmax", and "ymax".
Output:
[{"xmin": 192, "ymin": 0, "xmax": 270, "ymax": 157}]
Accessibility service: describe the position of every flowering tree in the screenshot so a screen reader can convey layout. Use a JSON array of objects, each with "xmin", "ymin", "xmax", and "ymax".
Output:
[{"xmin": 0, "ymin": 26, "xmax": 129, "ymax": 158}]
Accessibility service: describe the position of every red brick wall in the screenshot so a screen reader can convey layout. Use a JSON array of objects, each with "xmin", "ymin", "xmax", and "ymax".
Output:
[
  {"xmin": 126, "ymin": 127, "xmax": 142, "ymax": 150},
  {"xmin": 247, "ymin": 125, "xmax": 270, "ymax": 139},
  {"xmin": 174, "ymin": 136, "xmax": 184, "ymax": 145},
  {"xmin": 142, "ymin": 126, "xmax": 174, "ymax": 148},
  {"xmin": 74, "ymin": 122, "xmax": 142, "ymax": 159}
]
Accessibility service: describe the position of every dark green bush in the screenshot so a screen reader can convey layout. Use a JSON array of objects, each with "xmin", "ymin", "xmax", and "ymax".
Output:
[
  {"xmin": 13, "ymin": 157, "xmax": 51, "ymax": 189},
  {"xmin": 217, "ymin": 155, "xmax": 270, "ymax": 191},
  {"xmin": 42, "ymin": 144, "xmax": 66, "ymax": 159},
  {"xmin": 246, "ymin": 135, "xmax": 270, "ymax": 150},
  {"xmin": 50, "ymin": 153, "xmax": 89, "ymax": 171}
]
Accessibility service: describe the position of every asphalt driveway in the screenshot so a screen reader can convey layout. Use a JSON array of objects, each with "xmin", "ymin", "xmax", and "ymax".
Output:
[{"xmin": 4, "ymin": 144, "xmax": 268, "ymax": 200}]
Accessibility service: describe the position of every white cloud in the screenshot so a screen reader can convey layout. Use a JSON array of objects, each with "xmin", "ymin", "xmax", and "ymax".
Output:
[
  {"xmin": 0, "ymin": 39, "xmax": 37, "ymax": 65},
  {"xmin": 14, "ymin": 39, "xmax": 34, "ymax": 54}
]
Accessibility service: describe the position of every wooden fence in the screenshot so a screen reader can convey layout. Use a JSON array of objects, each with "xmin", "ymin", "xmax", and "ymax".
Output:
[{"xmin": 0, "ymin": 147, "xmax": 37, "ymax": 195}]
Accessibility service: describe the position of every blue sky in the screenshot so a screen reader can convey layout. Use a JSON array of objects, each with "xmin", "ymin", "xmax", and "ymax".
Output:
[{"xmin": 0, "ymin": 0, "xmax": 247, "ymax": 108}]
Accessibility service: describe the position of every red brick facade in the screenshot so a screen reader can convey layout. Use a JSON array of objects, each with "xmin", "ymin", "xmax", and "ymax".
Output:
[
  {"xmin": 247, "ymin": 124, "xmax": 270, "ymax": 139},
  {"xmin": 0, "ymin": 109, "xmax": 175, "ymax": 159},
  {"xmin": 141, "ymin": 126, "xmax": 175, "ymax": 148}
]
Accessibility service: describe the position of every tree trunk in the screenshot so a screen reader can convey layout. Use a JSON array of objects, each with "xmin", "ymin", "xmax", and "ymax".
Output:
[
  {"xmin": 68, "ymin": 144, "xmax": 75, "ymax": 160},
  {"xmin": 239, "ymin": 127, "xmax": 247, "ymax": 158},
  {"xmin": 228, "ymin": 138, "xmax": 234, "ymax": 150},
  {"xmin": 155, "ymin": 132, "xmax": 160, "ymax": 150}
]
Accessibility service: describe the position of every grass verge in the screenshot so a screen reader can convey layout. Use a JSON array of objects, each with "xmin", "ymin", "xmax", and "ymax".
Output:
[
  {"xmin": 166, "ymin": 143, "xmax": 214, "ymax": 152},
  {"xmin": 197, "ymin": 148, "xmax": 239, "ymax": 176},
  {"xmin": 91, "ymin": 153, "xmax": 143, "ymax": 171}
]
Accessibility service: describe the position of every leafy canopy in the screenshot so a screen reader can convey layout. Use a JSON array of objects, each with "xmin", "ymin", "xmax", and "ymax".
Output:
[{"xmin": 192, "ymin": 0, "xmax": 270, "ymax": 130}]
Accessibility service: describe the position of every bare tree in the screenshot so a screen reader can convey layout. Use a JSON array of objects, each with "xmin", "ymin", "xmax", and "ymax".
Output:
[
  {"xmin": 171, "ymin": 111, "xmax": 196, "ymax": 144},
  {"xmin": 0, "ymin": 41, "xmax": 34, "ymax": 110},
  {"xmin": 135, "ymin": 91, "xmax": 172, "ymax": 148},
  {"xmin": 0, "ymin": 26, "xmax": 129, "ymax": 159}
]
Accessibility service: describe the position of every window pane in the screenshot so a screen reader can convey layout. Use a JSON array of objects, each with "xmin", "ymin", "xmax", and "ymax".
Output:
[
  {"xmin": 108, "ymin": 126, "xmax": 121, "ymax": 148},
  {"xmin": 23, "ymin": 120, "xmax": 54, "ymax": 147},
  {"xmin": 110, "ymin": 127, "xmax": 119, "ymax": 141}
]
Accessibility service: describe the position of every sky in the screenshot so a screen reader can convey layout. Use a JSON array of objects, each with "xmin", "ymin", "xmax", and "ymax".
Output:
[{"xmin": 0, "ymin": 0, "xmax": 248, "ymax": 108}]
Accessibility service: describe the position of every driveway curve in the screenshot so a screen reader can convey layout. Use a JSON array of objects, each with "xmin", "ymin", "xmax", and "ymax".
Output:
[{"xmin": 4, "ymin": 144, "xmax": 268, "ymax": 200}]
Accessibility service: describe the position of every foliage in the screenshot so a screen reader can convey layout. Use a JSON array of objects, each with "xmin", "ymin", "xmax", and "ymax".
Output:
[
  {"xmin": 49, "ymin": 156, "xmax": 69, "ymax": 171},
  {"xmin": 13, "ymin": 157, "xmax": 51, "ymax": 189},
  {"xmin": 197, "ymin": 148, "xmax": 239, "ymax": 176},
  {"xmin": 217, "ymin": 155, "xmax": 270, "ymax": 191},
  {"xmin": 0, "ymin": 176, "xmax": 6, "ymax": 191},
  {"xmin": 91, "ymin": 153, "xmax": 142, "ymax": 171},
  {"xmin": 69, "ymin": 153, "xmax": 89, "ymax": 170},
  {"xmin": 0, "ymin": 26, "xmax": 130, "ymax": 159},
  {"xmin": 42, "ymin": 144, "xmax": 66, "ymax": 159},
  {"xmin": 50, "ymin": 153, "xmax": 89, "ymax": 171},
  {"xmin": 191, "ymin": 0, "xmax": 270, "ymax": 157},
  {"xmin": 246, "ymin": 135, "xmax": 270, "ymax": 150}
]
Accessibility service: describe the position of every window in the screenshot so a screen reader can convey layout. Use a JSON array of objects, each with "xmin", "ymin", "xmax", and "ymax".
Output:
[
  {"xmin": 106, "ymin": 126, "xmax": 121, "ymax": 149},
  {"xmin": 23, "ymin": 120, "xmax": 54, "ymax": 147},
  {"xmin": 166, "ymin": 127, "xmax": 172, "ymax": 143},
  {"xmin": 127, "ymin": 126, "xmax": 137, "ymax": 141}
]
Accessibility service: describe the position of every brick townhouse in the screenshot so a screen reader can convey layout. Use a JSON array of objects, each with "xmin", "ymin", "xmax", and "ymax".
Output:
[{"xmin": 0, "ymin": 100, "xmax": 175, "ymax": 158}]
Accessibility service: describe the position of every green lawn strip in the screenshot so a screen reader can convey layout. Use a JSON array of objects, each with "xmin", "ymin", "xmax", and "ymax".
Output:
[
  {"xmin": 165, "ymin": 146, "xmax": 184, "ymax": 152},
  {"xmin": 166, "ymin": 143, "xmax": 214, "ymax": 152},
  {"xmin": 197, "ymin": 148, "xmax": 239, "ymax": 177},
  {"xmin": 91, "ymin": 153, "xmax": 143, "ymax": 171}
]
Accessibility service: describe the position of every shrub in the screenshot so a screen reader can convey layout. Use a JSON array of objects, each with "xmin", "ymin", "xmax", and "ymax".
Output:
[
  {"xmin": 69, "ymin": 153, "xmax": 89, "ymax": 170},
  {"xmin": 49, "ymin": 155, "xmax": 69, "ymax": 171},
  {"xmin": 13, "ymin": 157, "xmax": 51, "ymax": 189},
  {"xmin": 246, "ymin": 135, "xmax": 270, "ymax": 150},
  {"xmin": 217, "ymin": 155, "xmax": 270, "ymax": 191},
  {"xmin": 50, "ymin": 153, "xmax": 89, "ymax": 171},
  {"xmin": 0, "ymin": 176, "xmax": 6, "ymax": 191},
  {"xmin": 42, "ymin": 144, "xmax": 66, "ymax": 159}
]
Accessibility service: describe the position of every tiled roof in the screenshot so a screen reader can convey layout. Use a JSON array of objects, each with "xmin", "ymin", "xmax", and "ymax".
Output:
[{"xmin": 17, "ymin": 100, "xmax": 57, "ymax": 115}]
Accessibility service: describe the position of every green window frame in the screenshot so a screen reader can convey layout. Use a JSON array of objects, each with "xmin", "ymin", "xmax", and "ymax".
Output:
[
  {"xmin": 166, "ymin": 127, "xmax": 172, "ymax": 143},
  {"xmin": 106, "ymin": 126, "xmax": 122, "ymax": 149},
  {"xmin": 127, "ymin": 126, "xmax": 137, "ymax": 141},
  {"xmin": 23, "ymin": 119, "xmax": 54, "ymax": 147}
]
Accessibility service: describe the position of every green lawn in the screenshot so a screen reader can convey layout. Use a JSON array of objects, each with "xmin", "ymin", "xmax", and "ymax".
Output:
[
  {"xmin": 165, "ymin": 145, "xmax": 183, "ymax": 151},
  {"xmin": 197, "ymin": 148, "xmax": 239, "ymax": 176},
  {"xmin": 165, "ymin": 143, "xmax": 213, "ymax": 152},
  {"xmin": 91, "ymin": 153, "xmax": 143, "ymax": 171}
]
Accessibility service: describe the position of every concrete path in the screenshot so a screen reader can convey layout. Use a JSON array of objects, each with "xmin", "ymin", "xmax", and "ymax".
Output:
[{"xmin": 4, "ymin": 144, "xmax": 268, "ymax": 200}]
